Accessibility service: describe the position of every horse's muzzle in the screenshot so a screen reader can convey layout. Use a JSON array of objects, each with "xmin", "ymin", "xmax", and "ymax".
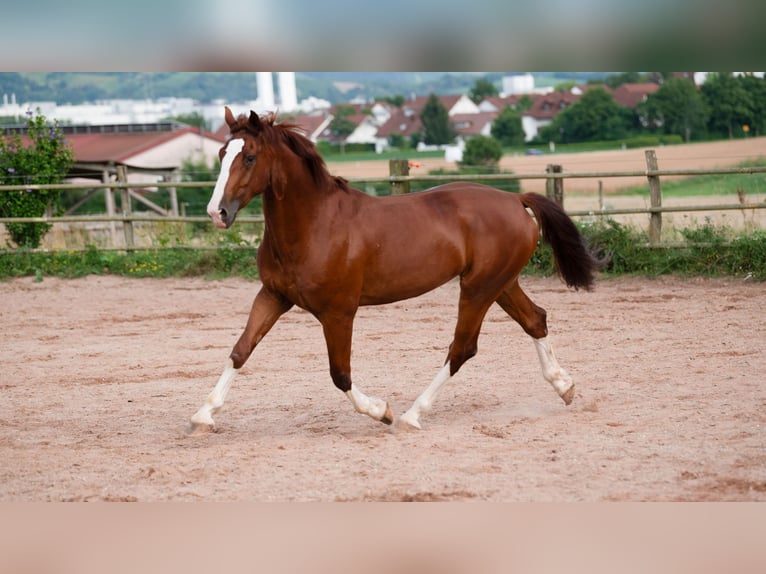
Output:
[
  {"xmin": 210, "ymin": 201, "xmax": 239, "ymax": 229},
  {"xmin": 210, "ymin": 211, "xmax": 227, "ymax": 229}
]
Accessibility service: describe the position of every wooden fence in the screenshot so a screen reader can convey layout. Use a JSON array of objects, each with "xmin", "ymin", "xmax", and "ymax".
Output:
[{"xmin": 1, "ymin": 149, "xmax": 766, "ymax": 251}]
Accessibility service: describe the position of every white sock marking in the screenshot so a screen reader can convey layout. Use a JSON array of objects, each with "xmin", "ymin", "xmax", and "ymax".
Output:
[
  {"xmin": 533, "ymin": 336, "xmax": 572, "ymax": 396},
  {"xmin": 345, "ymin": 386, "xmax": 389, "ymax": 421},
  {"xmin": 190, "ymin": 359, "xmax": 239, "ymax": 427},
  {"xmin": 400, "ymin": 362, "xmax": 452, "ymax": 429}
]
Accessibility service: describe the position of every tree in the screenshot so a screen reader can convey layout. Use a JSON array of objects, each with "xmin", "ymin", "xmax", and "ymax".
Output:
[
  {"xmin": 739, "ymin": 74, "xmax": 766, "ymax": 136},
  {"xmin": 540, "ymin": 88, "xmax": 630, "ymax": 143},
  {"xmin": 468, "ymin": 78, "xmax": 498, "ymax": 104},
  {"xmin": 378, "ymin": 95, "xmax": 405, "ymax": 107},
  {"xmin": 643, "ymin": 77, "xmax": 708, "ymax": 141},
  {"xmin": 702, "ymin": 73, "xmax": 756, "ymax": 139},
  {"xmin": 490, "ymin": 106, "xmax": 525, "ymax": 146},
  {"xmin": 329, "ymin": 105, "xmax": 357, "ymax": 140},
  {"xmin": 168, "ymin": 112, "xmax": 210, "ymax": 131},
  {"xmin": 0, "ymin": 109, "xmax": 74, "ymax": 247},
  {"xmin": 604, "ymin": 72, "xmax": 643, "ymax": 88},
  {"xmin": 420, "ymin": 94, "xmax": 456, "ymax": 145},
  {"xmin": 516, "ymin": 95, "xmax": 534, "ymax": 112},
  {"xmin": 459, "ymin": 136, "xmax": 503, "ymax": 169}
]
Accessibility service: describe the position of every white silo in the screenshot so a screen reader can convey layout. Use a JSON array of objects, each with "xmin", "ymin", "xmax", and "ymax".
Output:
[
  {"xmin": 256, "ymin": 72, "xmax": 275, "ymax": 110},
  {"xmin": 277, "ymin": 72, "xmax": 298, "ymax": 111}
]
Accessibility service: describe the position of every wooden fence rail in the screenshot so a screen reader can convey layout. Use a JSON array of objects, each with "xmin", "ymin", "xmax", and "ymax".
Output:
[{"xmin": 1, "ymin": 149, "xmax": 765, "ymax": 251}]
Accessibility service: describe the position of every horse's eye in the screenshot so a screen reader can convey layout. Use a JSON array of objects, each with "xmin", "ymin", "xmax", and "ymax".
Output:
[{"xmin": 244, "ymin": 155, "xmax": 255, "ymax": 166}]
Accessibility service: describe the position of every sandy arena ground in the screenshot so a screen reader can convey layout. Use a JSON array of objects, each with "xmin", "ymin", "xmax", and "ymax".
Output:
[{"xmin": 1, "ymin": 274, "xmax": 764, "ymax": 501}]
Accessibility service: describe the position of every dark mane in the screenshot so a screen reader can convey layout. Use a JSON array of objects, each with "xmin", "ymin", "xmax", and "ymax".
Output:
[{"xmin": 231, "ymin": 112, "xmax": 349, "ymax": 191}]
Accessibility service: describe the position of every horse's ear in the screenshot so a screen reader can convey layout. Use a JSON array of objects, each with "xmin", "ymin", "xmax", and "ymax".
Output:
[
  {"xmin": 248, "ymin": 111, "xmax": 263, "ymax": 133},
  {"xmin": 224, "ymin": 106, "xmax": 236, "ymax": 129}
]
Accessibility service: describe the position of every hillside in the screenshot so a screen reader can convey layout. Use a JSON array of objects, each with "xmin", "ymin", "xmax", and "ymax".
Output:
[{"xmin": 0, "ymin": 72, "xmax": 607, "ymax": 105}]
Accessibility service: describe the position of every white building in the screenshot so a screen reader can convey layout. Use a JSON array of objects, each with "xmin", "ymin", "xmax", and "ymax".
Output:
[
  {"xmin": 277, "ymin": 72, "xmax": 298, "ymax": 111},
  {"xmin": 502, "ymin": 74, "xmax": 535, "ymax": 95}
]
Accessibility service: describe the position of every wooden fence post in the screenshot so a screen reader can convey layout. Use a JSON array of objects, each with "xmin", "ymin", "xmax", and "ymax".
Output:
[
  {"xmin": 116, "ymin": 165, "xmax": 134, "ymax": 249},
  {"xmin": 389, "ymin": 159, "xmax": 410, "ymax": 195},
  {"xmin": 167, "ymin": 170, "xmax": 180, "ymax": 216},
  {"xmin": 645, "ymin": 150, "xmax": 662, "ymax": 245},
  {"xmin": 545, "ymin": 164, "xmax": 564, "ymax": 208},
  {"xmin": 103, "ymin": 169, "xmax": 119, "ymax": 248}
]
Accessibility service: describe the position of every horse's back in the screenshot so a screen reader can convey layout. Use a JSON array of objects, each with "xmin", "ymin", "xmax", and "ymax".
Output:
[
  {"xmin": 420, "ymin": 182, "xmax": 536, "ymax": 238},
  {"xmin": 353, "ymin": 182, "xmax": 538, "ymax": 305}
]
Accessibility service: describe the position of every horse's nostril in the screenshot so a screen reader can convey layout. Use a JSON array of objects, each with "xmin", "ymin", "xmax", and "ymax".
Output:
[{"xmin": 219, "ymin": 208, "xmax": 228, "ymax": 220}]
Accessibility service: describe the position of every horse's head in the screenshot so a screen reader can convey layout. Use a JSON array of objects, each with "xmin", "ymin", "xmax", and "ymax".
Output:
[
  {"xmin": 207, "ymin": 107, "xmax": 269, "ymax": 229},
  {"xmin": 208, "ymin": 106, "xmax": 335, "ymax": 228}
]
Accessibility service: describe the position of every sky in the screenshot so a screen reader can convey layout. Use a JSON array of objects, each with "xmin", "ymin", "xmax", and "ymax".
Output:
[{"xmin": 1, "ymin": 0, "xmax": 762, "ymax": 71}]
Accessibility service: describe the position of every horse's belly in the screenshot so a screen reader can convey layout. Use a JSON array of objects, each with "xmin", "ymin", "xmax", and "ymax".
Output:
[{"xmin": 359, "ymin": 252, "xmax": 462, "ymax": 306}]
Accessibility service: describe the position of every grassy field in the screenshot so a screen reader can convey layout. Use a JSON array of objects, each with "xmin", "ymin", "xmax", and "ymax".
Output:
[
  {"xmin": 2, "ymin": 220, "xmax": 764, "ymax": 281},
  {"xmin": 620, "ymin": 158, "xmax": 766, "ymax": 197}
]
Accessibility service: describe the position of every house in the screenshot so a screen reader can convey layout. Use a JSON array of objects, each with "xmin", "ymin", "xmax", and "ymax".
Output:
[
  {"xmin": 477, "ymin": 95, "xmax": 522, "ymax": 113},
  {"xmin": 520, "ymin": 91, "xmax": 581, "ymax": 142},
  {"xmin": 283, "ymin": 113, "xmax": 334, "ymax": 143},
  {"xmin": 450, "ymin": 112, "xmax": 498, "ymax": 138},
  {"xmin": 324, "ymin": 102, "xmax": 394, "ymax": 152},
  {"xmin": 344, "ymin": 114, "xmax": 388, "ymax": 152},
  {"xmin": 376, "ymin": 94, "xmax": 481, "ymax": 147},
  {"xmin": 610, "ymin": 83, "xmax": 660, "ymax": 108},
  {"xmin": 5, "ymin": 121, "xmax": 226, "ymax": 220},
  {"xmin": 59, "ymin": 122, "xmax": 227, "ymax": 183}
]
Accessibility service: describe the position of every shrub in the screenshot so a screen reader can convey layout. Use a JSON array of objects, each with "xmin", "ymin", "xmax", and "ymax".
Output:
[
  {"xmin": 0, "ymin": 110, "xmax": 74, "ymax": 247},
  {"xmin": 459, "ymin": 136, "xmax": 503, "ymax": 169}
]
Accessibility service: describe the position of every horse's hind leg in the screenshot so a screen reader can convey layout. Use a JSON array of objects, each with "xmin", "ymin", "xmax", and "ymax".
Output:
[
  {"xmin": 399, "ymin": 291, "xmax": 492, "ymax": 430},
  {"xmin": 496, "ymin": 281, "xmax": 575, "ymax": 405},
  {"xmin": 187, "ymin": 287, "xmax": 293, "ymax": 433}
]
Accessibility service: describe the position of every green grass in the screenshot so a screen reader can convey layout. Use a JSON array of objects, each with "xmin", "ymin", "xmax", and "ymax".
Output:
[
  {"xmin": 0, "ymin": 245, "xmax": 261, "ymax": 280},
  {"xmin": 619, "ymin": 158, "xmax": 766, "ymax": 198},
  {"xmin": 2, "ymin": 221, "xmax": 764, "ymax": 282},
  {"xmin": 527, "ymin": 219, "xmax": 766, "ymax": 280},
  {"xmin": 320, "ymin": 148, "xmax": 445, "ymax": 163}
]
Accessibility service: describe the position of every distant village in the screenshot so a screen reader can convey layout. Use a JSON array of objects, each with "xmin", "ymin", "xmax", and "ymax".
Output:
[{"xmin": 0, "ymin": 72, "xmax": 705, "ymax": 186}]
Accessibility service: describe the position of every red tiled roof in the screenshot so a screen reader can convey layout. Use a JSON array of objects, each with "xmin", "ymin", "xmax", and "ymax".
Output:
[
  {"xmin": 481, "ymin": 95, "xmax": 522, "ymax": 110},
  {"xmin": 63, "ymin": 126, "xmax": 226, "ymax": 164},
  {"xmin": 451, "ymin": 112, "xmax": 499, "ymax": 136},
  {"xmin": 523, "ymin": 91, "xmax": 580, "ymax": 120},
  {"xmin": 574, "ymin": 83, "xmax": 611, "ymax": 94},
  {"xmin": 611, "ymin": 83, "xmax": 660, "ymax": 108},
  {"xmin": 281, "ymin": 113, "xmax": 331, "ymax": 141},
  {"xmin": 376, "ymin": 108, "xmax": 422, "ymax": 138},
  {"xmin": 214, "ymin": 122, "xmax": 229, "ymax": 140}
]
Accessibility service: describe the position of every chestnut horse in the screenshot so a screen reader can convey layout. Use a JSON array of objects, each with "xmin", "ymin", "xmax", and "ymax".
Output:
[{"xmin": 189, "ymin": 107, "xmax": 601, "ymax": 432}]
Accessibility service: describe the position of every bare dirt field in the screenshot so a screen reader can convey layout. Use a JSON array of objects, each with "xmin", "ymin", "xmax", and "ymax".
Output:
[
  {"xmin": 326, "ymin": 137, "xmax": 766, "ymax": 193},
  {"xmin": 1, "ymin": 274, "xmax": 764, "ymax": 501},
  {"xmin": 328, "ymin": 137, "xmax": 766, "ymax": 231}
]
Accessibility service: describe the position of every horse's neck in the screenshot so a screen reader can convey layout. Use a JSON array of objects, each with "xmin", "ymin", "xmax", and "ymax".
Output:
[{"xmin": 262, "ymin": 174, "xmax": 344, "ymax": 250}]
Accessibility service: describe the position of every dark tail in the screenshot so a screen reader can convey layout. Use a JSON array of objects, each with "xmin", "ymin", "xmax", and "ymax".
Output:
[{"xmin": 520, "ymin": 193, "xmax": 604, "ymax": 291}]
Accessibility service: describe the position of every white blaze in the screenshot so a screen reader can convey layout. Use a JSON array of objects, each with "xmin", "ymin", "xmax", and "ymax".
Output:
[{"xmin": 207, "ymin": 138, "xmax": 245, "ymax": 222}]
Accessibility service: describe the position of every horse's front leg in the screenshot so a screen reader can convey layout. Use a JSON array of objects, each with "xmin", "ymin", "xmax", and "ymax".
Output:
[
  {"xmin": 321, "ymin": 313, "xmax": 393, "ymax": 425},
  {"xmin": 188, "ymin": 286, "xmax": 293, "ymax": 433}
]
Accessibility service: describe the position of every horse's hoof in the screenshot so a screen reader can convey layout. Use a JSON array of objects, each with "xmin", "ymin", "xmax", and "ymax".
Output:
[
  {"xmin": 186, "ymin": 419, "xmax": 215, "ymax": 435},
  {"xmin": 381, "ymin": 404, "xmax": 394, "ymax": 425},
  {"xmin": 561, "ymin": 384, "xmax": 576, "ymax": 406},
  {"xmin": 397, "ymin": 411, "xmax": 422, "ymax": 430}
]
